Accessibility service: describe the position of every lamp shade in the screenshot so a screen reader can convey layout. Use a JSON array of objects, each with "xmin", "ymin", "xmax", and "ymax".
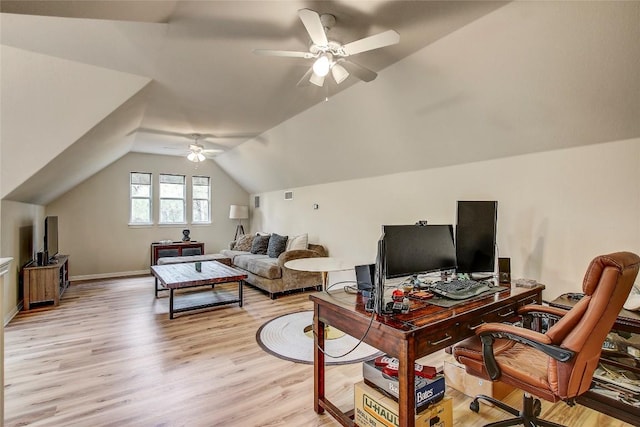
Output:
[{"xmin": 229, "ymin": 205, "xmax": 249, "ymax": 220}]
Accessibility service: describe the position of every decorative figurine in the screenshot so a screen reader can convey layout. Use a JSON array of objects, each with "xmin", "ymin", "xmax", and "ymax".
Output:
[{"xmin": 182, "ymin": 229, "xmax": 191, "ymax": 241}]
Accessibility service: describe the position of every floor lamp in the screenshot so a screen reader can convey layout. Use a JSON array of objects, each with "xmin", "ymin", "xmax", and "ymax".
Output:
[{"xmin": 229, "ymin": 205, "xmax": 249, "ymax": 241}]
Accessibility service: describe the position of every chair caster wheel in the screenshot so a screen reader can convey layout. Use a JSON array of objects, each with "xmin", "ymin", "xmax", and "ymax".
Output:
[
  {"xmin": 470, "ymin": 399, "xmax": 480, "ymax": 413},
  {"xmin": 533, "ymin": 399, "xmax": 542, "ymax": 417}
]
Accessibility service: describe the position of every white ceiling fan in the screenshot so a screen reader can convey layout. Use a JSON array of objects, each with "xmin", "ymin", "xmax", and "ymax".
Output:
[
  {"xmin": 130, "ymin": 128, "xmax": 257, "ymax": 160},
  {"xmin": 254, "ymin": 9, "xmax": 400, "ymax": 87},
  {"xmin": 187, "ymin": 134, "xmax": 221, "ymax": 162}
]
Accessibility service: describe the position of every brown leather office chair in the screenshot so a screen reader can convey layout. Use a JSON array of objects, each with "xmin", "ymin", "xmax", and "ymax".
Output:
[{"xmin": 453, "ymin": 251, "xmax": 640, "ymax": 427}]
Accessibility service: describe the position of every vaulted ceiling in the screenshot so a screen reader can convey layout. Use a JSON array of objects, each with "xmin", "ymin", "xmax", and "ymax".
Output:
[{"xmin": 1, "ymin": 1, "xmax": 639, "ymax": 203}]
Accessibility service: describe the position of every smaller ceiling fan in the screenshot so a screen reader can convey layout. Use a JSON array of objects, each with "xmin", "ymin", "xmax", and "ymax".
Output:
[
  {"xmin": 185, "ymin": 134, "xmax": 224, "ymax": 162},
  {"xmin": 254, "ymin": 8, "xmax": 400, "ymax": 87}
]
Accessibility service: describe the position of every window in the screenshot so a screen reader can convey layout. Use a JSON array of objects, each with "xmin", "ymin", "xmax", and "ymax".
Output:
[
  {"xmin": 192, "ymin": 176, "xmax": 211, "ymax": 223},
  {"xmin": 159, "ymin": 174, "xmax": 186, "ymax": 224},
  {"xmin": 130, "ymin": 172, "xmax": 152, "ymax": 224}
]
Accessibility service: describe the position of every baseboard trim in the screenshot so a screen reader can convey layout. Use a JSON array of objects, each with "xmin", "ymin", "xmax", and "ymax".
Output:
[
  {"xmin": 4, "ymin": 303, "xmax": 22, "ymax": 326},
  {"xmin": 71, "ymin": 269, "xmax": 150, "ymax": 282}
]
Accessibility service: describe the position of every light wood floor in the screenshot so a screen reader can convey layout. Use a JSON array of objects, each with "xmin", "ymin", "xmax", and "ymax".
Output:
[{"xmin": 4, "ymin": 276, "xmax": 632, "ymax": 426}]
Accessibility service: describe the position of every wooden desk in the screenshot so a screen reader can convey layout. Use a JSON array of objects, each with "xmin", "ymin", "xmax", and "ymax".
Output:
[{"xmin": 310, "ymin": 284, "xmax": 544, "ymax": 427}]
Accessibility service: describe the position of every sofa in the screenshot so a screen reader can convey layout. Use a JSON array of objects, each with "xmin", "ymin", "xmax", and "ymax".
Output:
[{"xmin": 220, "ymin": 233, "xmax": 327, "ymax": 299}]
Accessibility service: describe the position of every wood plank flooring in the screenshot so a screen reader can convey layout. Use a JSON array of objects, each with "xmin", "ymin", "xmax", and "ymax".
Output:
[{"xmin": 4, "ymin": 276, "xmax": 632, "ymax": 426}]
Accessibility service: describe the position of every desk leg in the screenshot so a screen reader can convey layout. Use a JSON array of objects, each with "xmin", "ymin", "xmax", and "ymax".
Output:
[
  {"xmin": 321, "ymin": 271, "xmax": 328, "ymax": 291},
  {"xmin": 314, "ymin": 304, "xmax": 325, "ymax": 414},
  {"xmin": 398, "ymin": 340, "xmax": 416, "ymax": 427}
]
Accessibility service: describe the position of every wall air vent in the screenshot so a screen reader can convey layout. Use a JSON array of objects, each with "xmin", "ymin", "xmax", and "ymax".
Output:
[
  {"xmin": 254, "ymin": 196, "xmax": 260, "ymax": 208},
  {"xmin": 284, "ymin": 191, "xmax": 294, "ymax": 200}
]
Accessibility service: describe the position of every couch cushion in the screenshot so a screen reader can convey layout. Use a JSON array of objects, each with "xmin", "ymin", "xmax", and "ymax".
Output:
[
  {"xmin": 267, "ymin": 233, "xmax": 288, "ymax": 258},
  {"xmin": 247, "ymin": 257, "xmax": 282, "ymax": 280},
  {"xmin": 250, "ymin": 234, "xmax": 270, "ymax": 254},
  {"xmin": 286, "ymin": 233, "xmax": 308, "ymax": 251},
  {"xmin": 220, "ymin": 249, "xmax": 250, "ymax": 262},
  {"xmin": 233, "ymin": 253, "xmax": 268, "ymax": 270},
  {"xmin": 233, "ymin": 234, "xmax": 254, "ymax": 252}
]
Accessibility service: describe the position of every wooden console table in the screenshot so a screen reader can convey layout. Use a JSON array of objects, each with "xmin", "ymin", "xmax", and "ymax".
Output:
[
  {"xmin": 550, "ymin": 294, "xmax": 640, "ymax": 425},
  {"xmin": 22, "ymin": 255, "xmax": 69, "ymax": 310},
  {"xmin": 150, "ymin": 241, "xmax": 204, "ymax": 266},
  {"xmin": 310, "ymin": 284, "xmax": 544, "ymax": 427}
]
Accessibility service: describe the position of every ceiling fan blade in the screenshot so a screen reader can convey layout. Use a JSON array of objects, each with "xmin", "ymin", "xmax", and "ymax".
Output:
[
  {"xmin": 309, "ymin": 73, "xmax": 325, "ymax": 87},
  {"xmin": 253, "ymin": 49, "xmax": 314, "ymax": 59},
  {"xmin": 341, "ymin": 60, "xmax": 377, "ymax": 82},
  {"xmin": 298, "ymin": 9, "xmax": 328, "ymax": 46},
  {"xmin": 342, "ymin": 30, "xmax": 400, "ymax": 56},
  {"xmin": 331, "ymin": 63, "xmax": 349, "ymax": 84},
  {"xmin": 297, "ymin": 68, "xmax": 314, "ymax": 87}
]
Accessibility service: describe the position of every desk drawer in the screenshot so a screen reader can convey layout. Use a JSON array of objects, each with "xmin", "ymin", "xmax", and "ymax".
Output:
[{"xmin": 458, "ymin": 302, "xmax": 519, "ymax": 335}]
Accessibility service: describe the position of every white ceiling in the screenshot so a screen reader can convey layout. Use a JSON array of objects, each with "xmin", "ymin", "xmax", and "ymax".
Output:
[
  {"xmin": 1, "ymin": 0, "xmax": 505, "ymax": 154},
  {"xmin": 1, "ymin": 1, "xmax": 639, "ymax": 203}
]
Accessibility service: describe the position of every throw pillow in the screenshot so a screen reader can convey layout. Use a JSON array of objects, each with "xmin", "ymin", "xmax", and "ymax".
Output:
[
  {"xmin": 286, "ymin": 233, "xmax": 308, "ymax": 251},
  {"xmin": 250, "ymin": 234, "xmax": 270, "ymax": 255},
  {"xmin": 233, "ymin": 234, "xmax": 254, "ymax": 252},
  {"xmin": 267, "ymin": 233, "xmax": 289, "ymax": 258}
]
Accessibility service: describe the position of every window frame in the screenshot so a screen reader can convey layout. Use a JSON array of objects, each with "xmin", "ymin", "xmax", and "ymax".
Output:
[
  {"xmin": 158, "ymin": 173, "xmax": 187, "ymax": 225},
  {"xmin": 129, "ymin": 172, "xmax": 153, "ymax": 225},
  {"xmin": 191, "ymin": 175, "xmax": 211, "ymax": 224}
]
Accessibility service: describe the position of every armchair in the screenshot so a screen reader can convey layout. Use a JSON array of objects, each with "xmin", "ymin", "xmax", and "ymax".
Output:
[{"xmin": 453, "ymin": 251, "xmax": 640, "ymax": 427}]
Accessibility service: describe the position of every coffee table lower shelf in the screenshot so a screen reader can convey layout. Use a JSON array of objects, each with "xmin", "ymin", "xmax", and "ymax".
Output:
[{"xmin": 168, "ymin": 286, "xmax": 243, "ymax": 317}]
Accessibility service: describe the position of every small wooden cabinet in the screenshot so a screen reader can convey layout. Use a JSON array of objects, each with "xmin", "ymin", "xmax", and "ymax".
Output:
[
  {"xmin": 22, "ymin": 255, "xmax": 69, "ymax": 310},
  {"xmin": 150, "ymin": 241, "xmax": 205, "ymax": 266}
]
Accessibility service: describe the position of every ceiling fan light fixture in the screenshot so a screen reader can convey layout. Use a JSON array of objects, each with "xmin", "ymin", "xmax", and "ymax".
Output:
[
  {"xmin": 187, "ymin": 151, "xmax": 206, "ymax": 162},
  {"xmin": 331, "ymin": 63, "xmax": 349, "ymax": 84},
  {"xmin": 312, "ymin": 53, "xmax": 331, "ymax": 77}
]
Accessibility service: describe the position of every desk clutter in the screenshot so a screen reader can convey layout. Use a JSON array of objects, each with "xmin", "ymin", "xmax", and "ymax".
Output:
[
  {"xmin": 357, "ymin": 354, "xmax": 451, "ymax": 426},
  {"xmin": 355, "ymin": 381, "xmax": 452, "ymax": 427}
]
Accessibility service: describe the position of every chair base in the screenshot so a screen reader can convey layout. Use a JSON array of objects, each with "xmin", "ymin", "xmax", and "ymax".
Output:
[{"xmin": 471, "ymin": 393, "xmax": 565, "ymax": 427}]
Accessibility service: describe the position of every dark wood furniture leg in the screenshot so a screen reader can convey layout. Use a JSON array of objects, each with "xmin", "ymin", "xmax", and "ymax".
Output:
[{"xmin": 314, "ymin": 304, "xmax": 325, "ymax": 414}]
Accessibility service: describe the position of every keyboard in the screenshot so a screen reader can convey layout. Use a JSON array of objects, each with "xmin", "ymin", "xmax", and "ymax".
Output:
[{"xmin": 429, "ymin": 279, "xmax": 491, "ymax": 300}]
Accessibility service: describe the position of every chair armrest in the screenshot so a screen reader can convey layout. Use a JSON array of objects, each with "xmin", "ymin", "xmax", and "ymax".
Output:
[
  {"xmin": 519, "ymin": 304, "xmax": 569, "ymax": 318},
  {"xmin": 518, "ymin": 304, "xmax": 568, "ymax": 331},
  {"xmin": 476, "ymin": 323, "xmax": 575, "ymax": 380}
]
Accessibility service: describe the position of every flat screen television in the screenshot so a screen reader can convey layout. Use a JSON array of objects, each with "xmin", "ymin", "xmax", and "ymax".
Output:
[
  {"xmin": 44, "ymin": 216, "xmax": 59, "ymax": 262},
  {"xmin": 382, "ymin": 224, "xmax": 457, "ymax": 279},
  {"xmin": 455, "ymin": 201, "xmax": 497, "ymax": 274}
]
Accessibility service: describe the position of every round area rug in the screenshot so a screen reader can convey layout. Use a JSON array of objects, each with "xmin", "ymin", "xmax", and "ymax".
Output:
[{"xmin": 256, "ymin": 311, "xmax": 382, "ymax": 365}]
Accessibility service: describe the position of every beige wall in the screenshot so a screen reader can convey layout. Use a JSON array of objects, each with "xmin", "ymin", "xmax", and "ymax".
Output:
[
  {"xmin": 0, "ymin": 200, "xmax": 45, "ymax": 323},
  {"xmin": 251, "ymin": 138, "xmax": 640, "ymax": 301},
  {"xmin": 46, "ymin": 152, "xmax": 249, "ymax": 279}
]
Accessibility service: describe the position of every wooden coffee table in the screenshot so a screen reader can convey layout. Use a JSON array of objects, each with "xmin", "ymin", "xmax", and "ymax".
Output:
[{"xmin": 151, "ymin": 261, "xmax": 247, "ymax": 319}]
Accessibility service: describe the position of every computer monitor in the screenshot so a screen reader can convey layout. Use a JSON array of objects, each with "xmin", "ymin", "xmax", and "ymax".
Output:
[
  {"xmin": 382, "ymin": 224, "xmax": 457, "ymax": 279},
  {"xmin": 455, "ymin": 201, "xmax": 497, "ymax": 274}
]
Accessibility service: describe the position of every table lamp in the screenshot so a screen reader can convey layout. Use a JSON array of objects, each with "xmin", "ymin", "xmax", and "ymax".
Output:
[{"xmin": 229, "ymin": 205, "xmax": 249, "ymax": 240}]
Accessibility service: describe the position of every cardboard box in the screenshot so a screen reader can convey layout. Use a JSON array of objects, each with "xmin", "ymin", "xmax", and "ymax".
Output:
[
  {"xmin": 363, "ymin": 359, "xmax": 445, "ymax": 412},
  {"xmin": 443, "ymin": 360, "xmax": 514, "ymax": 404},
  {"xmin": 354, "ymin": 381, "xmax": 452, "ymax": 427}
]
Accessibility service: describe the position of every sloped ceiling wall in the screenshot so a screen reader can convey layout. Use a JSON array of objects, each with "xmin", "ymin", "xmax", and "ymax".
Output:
[
  {"xmin": 1, "ymin": 1, "xmax": 638, "ymax": 204},
  {"xmin": 216, "ymin": 1, "xmax": 640, "ymax": 194},
  {"xmin": 0, "ymin": 45, "xmax": 151, "ymax": 201}
]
